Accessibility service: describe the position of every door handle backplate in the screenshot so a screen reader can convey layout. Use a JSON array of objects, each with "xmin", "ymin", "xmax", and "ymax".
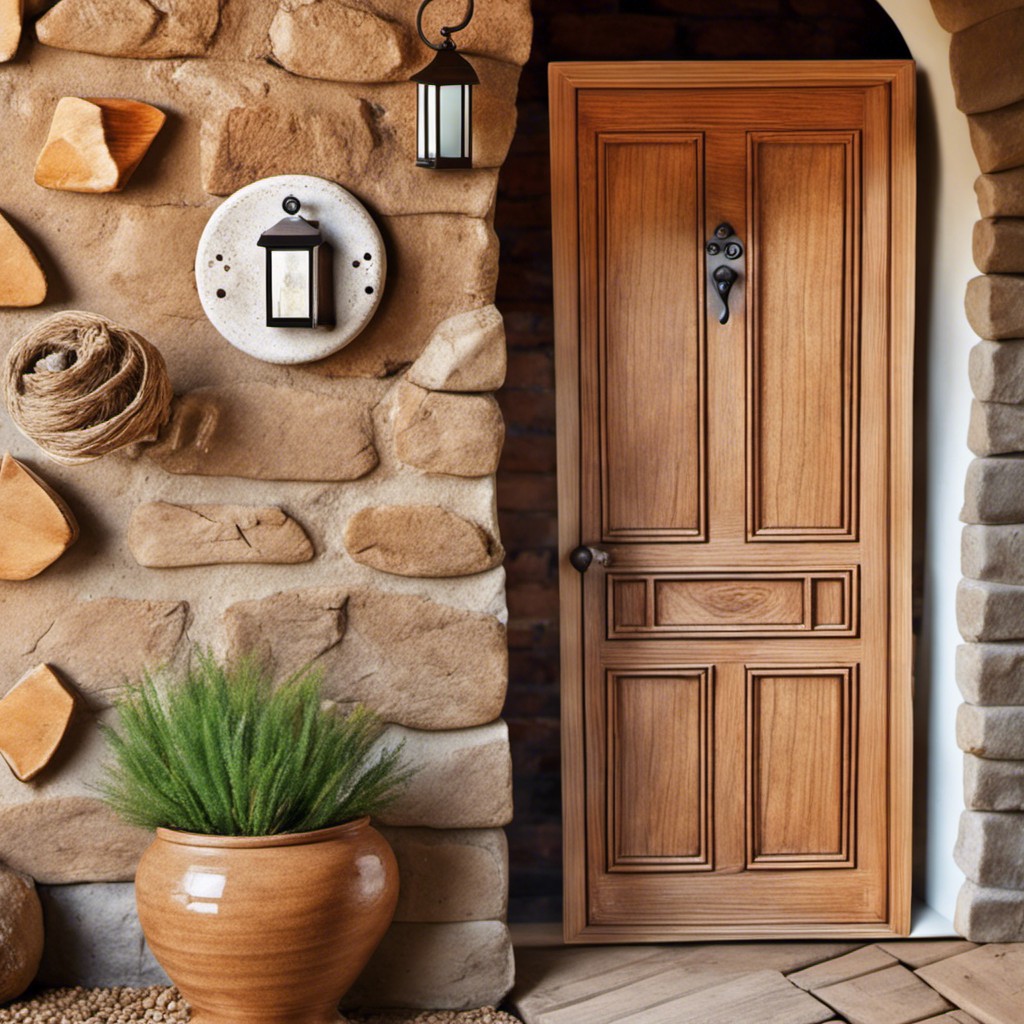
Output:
[{"xmin": 706, "ymin": 222, "xmax": 745, "ymax": 325}]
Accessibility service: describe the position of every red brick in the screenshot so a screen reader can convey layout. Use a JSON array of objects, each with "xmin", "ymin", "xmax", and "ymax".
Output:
[
  {"xmin": 496, "ymin": 391, "xmax": 556, "ymax": 432},
  {"xmin": 498, "ymin": 472, "xmax": 557, "ymax": 511},
  {"xmin": 508, "ymin": 583, "xmax": 561, "ymax": 619}
]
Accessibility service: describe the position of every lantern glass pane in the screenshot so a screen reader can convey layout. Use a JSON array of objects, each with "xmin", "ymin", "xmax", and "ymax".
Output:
[
  {"xmin": 417, "ymin": 83, "xmax": 427, "ymax": 160},
  {"xmin": 464, "ymin": 84, "xmax": 472, "ymax": 160},
  {"xmin": 439, "ymin": 84, "xmax": 464, "ymax": 158},
  {"xmin": 426, "ymin": 84, "xmax": 438, "ymax": 159},
  {"xmin": 269, "ymin": 249, "xmax": 311, "ymax": 321}
]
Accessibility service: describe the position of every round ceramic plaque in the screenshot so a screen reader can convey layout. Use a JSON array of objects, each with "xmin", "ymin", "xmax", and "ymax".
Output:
[{"xmin": 195, "ymin": 175, "xmax": 386, "ymax": 365}]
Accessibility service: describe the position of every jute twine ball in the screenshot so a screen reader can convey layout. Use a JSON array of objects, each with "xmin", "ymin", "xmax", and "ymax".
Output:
[{"xmin": 3, "ymin": 311, "xmax": 173, "ymax": 465}]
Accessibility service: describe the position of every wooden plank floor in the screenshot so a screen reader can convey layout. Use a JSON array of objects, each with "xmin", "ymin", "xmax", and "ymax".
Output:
[{"xmin": 510, "ymin": 941, "xmax": 1024, "ymax": 1024}]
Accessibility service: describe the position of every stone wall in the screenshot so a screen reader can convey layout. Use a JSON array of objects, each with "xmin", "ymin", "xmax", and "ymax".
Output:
[
  {"xmin": 931, "ymin": 0, "xmax": 1024, "ymax": 942},
  {"xmin": 0, "ymin": 0, "xmax": 531, "ymax": 1007}
]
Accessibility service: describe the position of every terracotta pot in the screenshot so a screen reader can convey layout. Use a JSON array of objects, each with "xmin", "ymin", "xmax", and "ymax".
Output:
[{"xmin": 135, "ymin": 817, "xmax": 398, "ymax": 1024}]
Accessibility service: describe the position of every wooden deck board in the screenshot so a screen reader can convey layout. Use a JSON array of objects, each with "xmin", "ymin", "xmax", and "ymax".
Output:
[
  {"xmin": 916, "ymin": 945, "xmax": 1024, "ymax": 1024},
  {"xmin": 814, "ymin": 964, "xmax": 953, "ymax": 1024}
]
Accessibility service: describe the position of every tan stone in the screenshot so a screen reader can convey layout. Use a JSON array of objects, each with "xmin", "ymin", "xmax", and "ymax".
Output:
[
  {"xmin": 0, "ymin": 211, "xmax": 46, "ymax": 306},
  {"xmin": 973, "ymin": 219, "xmax": 1024, "ymax": 273},
  {"xmin": 394, "ymin": 382, "xmax": 504, "ymax": 477},
  {"xmin": 407, "ymin": 305, "xmax": 507, "ymax": 392},
  {"xmin": 0, "ymin": 453, "xmax": 78, "ymax": 581},
  {"xmin": 0, "ymin": 863, "xmax": 43, "ymax": 1004},
  {"xmin": 36, "ymin": 0, "xmax": 221, "ymax": 58},
  {"xmin": 965, "ymin": 274, "xmax": 1024, "ymax": 339},
  {"xmin": 969, "ymin": 340, "xmax": 1024, "ymax": 401},
  {"xmin": 957, "ymin": 577, "xmax": 1024, "ymax": 641},
  {"xmin": 931, "ymin": 0, "xmax": 1024, "ymax": 32},
  {"xmin": 968, "ymin": 399, "xmax": 1024, "ymax": 456},
  {"xmin": 345, "ymin": 504, "xmax": 503, "ymax": 577},
  {"xmin": 222, "ymin": 587, "xmax": 507, "ymax": 730},
  {"xmin": 375, "ymin": 721, "xmax": 513, "ymax": 828},
  {"xmin": 955, "ymin": 809, "xmax": 1024, "ymax": 887},
  {"xmin": 958, "ymin": 702, "xmax": 1024, "ymax": 758},
  {"xmin": 968, "ymin": 99, "xmax": 1024, "ymax": 174},
  {"xmin": 977, "ymin": 168, "xmax": 1024, "ymax": 218},
  {"xmin": 144, "ymin": 384, "xmax": 378, "ymax": 481},
  {"xmin": 962, "ymin": 523, "xmax": 1024, "ymax": 582},
  {"xmin": 955, "ymin": 879, "xmax": 1024, "ymax": 941},
  {"xmin": 0, "ymin": 664, "xmax": 76, "ymax": 782},
  {"xmin": 128, "ymin": 503, "xmax": 314, "ymax": 568},
  {"xmin": 0, "ymin": 0, "xmax": 22, "ymax": 61},
  {"xmin": 957, "ymin": 642, "xmax": 1024, "ymax": 704},
  {"xmin": 344, "ymin": 921, "xmax": 514, "ymax": 1011},
  {"xmin": 951, "ymin": 9, "xmax": 1024, "ymax": 114},
  {"xmin": 381, "ymin": 827, "xmax": 508, "ymax": 922},
  {"xmin": 964, "ymin": 754, "xmax": 1024, "ymax": 810},
  {"xmin": 269, "ymin": 1, "xmax": 416, "ymax": 83},
  {"xmin": 0, "ymin": 796, "xmax": 151, "ymax": 883},
  {"xmin": 16, "ymin": 597, "xmax": 190, "ymax": 709},
  {"xmin": 962, "ymin": 456, "xmax": 1024, "ymax": 522}
]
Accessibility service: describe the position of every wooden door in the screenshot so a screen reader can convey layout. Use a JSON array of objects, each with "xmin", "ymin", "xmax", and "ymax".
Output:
[{"xmin": 551, "ymin": 62, "xmax": 915, "ymax": 941}]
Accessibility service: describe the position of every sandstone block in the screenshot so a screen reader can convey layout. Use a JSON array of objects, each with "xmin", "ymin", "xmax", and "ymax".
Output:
[
  {"xmin": 965, "ymin": 274, "xmax": 1024, "ymax": 339},
  {"xmin": 128, "ymin": 503, "xmax": 314, "ymax": 568},
  {"xmin": 955, "ymin": 809, "xmax": 1024, "ymax": 887},
  {"xmin": 962, "ymin": 523, "xmax": 1024, "ymax": 582},
  {"xmin": 0, "ymin": 453, "xmax": 78, "ymax": 580},
  {"xmin": 345, "ymin": 505, "xmax": 503, "ymax": 578},
  {"xmin": 968, "ymin": 399, "xmax": 1024, "ymax": 456},
  {"xmin": 957, "ymin": 702, "xmax": 1024, "ymax": 758},
  {"xmin": 394, "ymin": 382, "xmax": 504, "ymax": 477},
  {"xmin": 344, "ymin": 921, "xmax": 514, "ymax": 1011},
  {"xmin": 0, "ymin": 0, "xmax": 22, "ymax": 61},
  {"xmin": 0, "ymin": 664, "xmax": 76, "ymax": 781},
  {"xmin": 962, "ymin": 455, "xmax": 1024, "ymax": 521},
  {"xmin": 957, "ymin": 642, "xmax": 1024, "ymax": 703},
  {"xmin": 968, "ymin": 99, "xmax": 1024, "ymax": 173},
  {"xmin": 955, "ymin": 879, "xmax": 1024, "ymax": 941},
  {"xmin": 37, "ymin": 883, "xmax": 167, "ymax": 987},
  {"xmin": 269, "ymin": 1, "xmax": 416, "ymax": 83},
  {"xmin": 931, "ymin": 0, "xmax": 1024, "ymax": 31},
  {"xmin": 974, "ymin": 219, "xmax": 1024, "ymax": 273},
  {"xmin": 375, "ymin": 721, "xmax": 513, "ymax": 828},
  {"xmin": 36, "ymin": 0, "xmax": 221, "ymax": 58},
  {"xmin": 0, "ymin": 797, "xmax": 151, "ymax": 883},
  {"xmin": 17, "ymin": 597, "xmax": 189, "ymax": 709},
  {"xmin": 0, "ymin": 211, "xmax": 46, "ymax": 306},
  {"xmin": 381, "ymin": 827, "xmax": 508, "ymax": 923},
  {"xmin": 969, "ymin": 340, "xmax": 1024, "ymax": 401},
  {"xmin": 957, "ymin": 577, "xmax": 1024, "ymax": 640},
  {"xmin": 965, "ymin": 754, "xmax": 1024, "ymax": 810},
  {"xmin": 951, "ymin": 9, "xmax": 1024, "ymax": 114},
  {"xmin": 0, "ymin": 864, "xmax": 43, "ymax": 1004},
  {"xmin": 977, "ymin": 168, "xmax": 1024, "ymax": 218},
  {"xmin": 145, "ymin": 384, "xmax": 378, "ymax": 481},
  {"xmin": 407, "ymin": 305, "xmax": 507, "ymax": 392},
  {"xmin": 223, "ymin": 587, "xmax": 507, "ymax": 730}
]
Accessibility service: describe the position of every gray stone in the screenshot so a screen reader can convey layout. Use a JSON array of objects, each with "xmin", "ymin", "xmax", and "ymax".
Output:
[
  {"xmin": 955, "ymin": 879, "xmax": 1024, "ymax": 941},
  {"xmin": 344, "ymin": 921, "xmax": 514, "ymax": 1011},
  {"xmin": 968, "ymin": 399, "xmax": 1024, "ymax": 457},
  {"xmin": 969, "ymin": 99, "xmax": 1024, "ymax": 174},
  {"xmin": 977, "ymin": 168, "xmax": 1024, "ymax": 218},
  {"xmin": 930, "ymin": 0, "xmax": 1024, "ymax": 32},
  {"xmin": 957, "ymin": 578, "xmax": 1024, "ymax": 641},
  {"xmin": 969, "ymin": 340, "xmax": 1024, "ymax": 401},
  {"xmin": 955, "ymin": 809, "xmax": 1024, "ymax": 887},
  {"xmin": 375, "ymin": 721, "xmax": 513, "ymax": 829},
  {"xmin": 951, "ymin": 9, "xmax": 1024, "ymax": 114},
  {"xmin": 381, "ymin": 827, "xmax": 508, "ymax": 923},
  {"xmin": 407, "ymin": 306, "xmax": 508, "ymax": 393},
  {"xmin": 965, "ymin": 274, "xmax": 1024, "ymax": 339},
  {"xmin": 0, "ymin": 864, "xmax": 43, "ymax": 1004},
  {"xmin": 36, "ymin": 883, "xmax": 168, "ymax": 987},
  {"xmin": 957, "ymin": 642, "xmax": 1024, "ymax": 703},
  {"xmin": 962, "ymin": 523, "xmax": 1024, "ymax": 582},
  {"xmin": 958, "ymin": 703, "xmax": 1024, "ymax": 758},
  {"xmin": 962, "ymin": 455, "xmax": 1024, "ymax": 522},
  {"xmin": 974, "ymin": 219, "xmax": 1024, "ymax": 273},
  {"xmin": 965, "ymin": 754, "xmax": 1024, "ymax": 810}
]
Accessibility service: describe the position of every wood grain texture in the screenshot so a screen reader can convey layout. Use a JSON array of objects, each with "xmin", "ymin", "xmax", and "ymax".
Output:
[
  {"xmin": 815, "ymin": 965, "xmax": 953, "ymax": 1024},
  {"xmin": 916, "ymin": 944, "xmax": 1024, "ymax": 1024}
]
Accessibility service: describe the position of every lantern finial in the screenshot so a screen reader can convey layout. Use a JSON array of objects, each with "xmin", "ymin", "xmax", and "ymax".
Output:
[{"xmin": 416, "ymin": 0, "xmax": 474, "ymax": 51}]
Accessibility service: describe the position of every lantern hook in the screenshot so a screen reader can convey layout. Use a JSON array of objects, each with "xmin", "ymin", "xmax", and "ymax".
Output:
[
  {"xmin": 416, "ymin": 0, "xmax": 474, "ymax": 51},
  {"xmin": 282, "ymin": 196, "xmax": 301, "ymax": 215}
]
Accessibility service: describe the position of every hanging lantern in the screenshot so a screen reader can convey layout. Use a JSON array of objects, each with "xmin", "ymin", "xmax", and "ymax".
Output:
[
  {"xmin": 257, "ymin": 196, "xmax": 323, "ymax": 329},
  {"xmin": 411, "ymin": 0, "xmax": 479, "ymax": 170}
]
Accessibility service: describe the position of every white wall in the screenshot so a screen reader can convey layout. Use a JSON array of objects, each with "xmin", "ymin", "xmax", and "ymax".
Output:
[{"xmin": 877, "ymin": 0, "xmax": 978, "ymax": 923}]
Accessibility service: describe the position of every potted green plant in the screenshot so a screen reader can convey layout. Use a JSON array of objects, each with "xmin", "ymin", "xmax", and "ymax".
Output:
[{"xmin": 101, "ymin": 652, "xmax": 410, "ymax": 1024}]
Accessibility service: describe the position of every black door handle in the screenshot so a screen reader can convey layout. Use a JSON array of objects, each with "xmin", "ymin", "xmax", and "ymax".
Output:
[{"xmin": 570, "ymin": 545, "xmax": 612, "ymax": 573}]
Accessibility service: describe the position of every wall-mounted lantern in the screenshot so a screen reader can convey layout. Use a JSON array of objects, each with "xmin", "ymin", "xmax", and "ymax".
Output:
[
  {"xmin": 257, "ymin": 196, "xmax": 323, "ymax": 328},
  {"xmin": 411, "ymin": 0, "xmax": 479, "ymax": 170}
]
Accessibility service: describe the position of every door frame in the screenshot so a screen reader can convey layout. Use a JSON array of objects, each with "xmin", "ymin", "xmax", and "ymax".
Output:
[{"xmin": 551, "ymin": 60, "xmax": 916, "ymax": 942}]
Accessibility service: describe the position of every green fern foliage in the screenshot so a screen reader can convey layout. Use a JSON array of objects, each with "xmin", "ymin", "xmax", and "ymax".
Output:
[{"xmin": 100, "ymin": 652, "xmax": 411, "ymax": 837}]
